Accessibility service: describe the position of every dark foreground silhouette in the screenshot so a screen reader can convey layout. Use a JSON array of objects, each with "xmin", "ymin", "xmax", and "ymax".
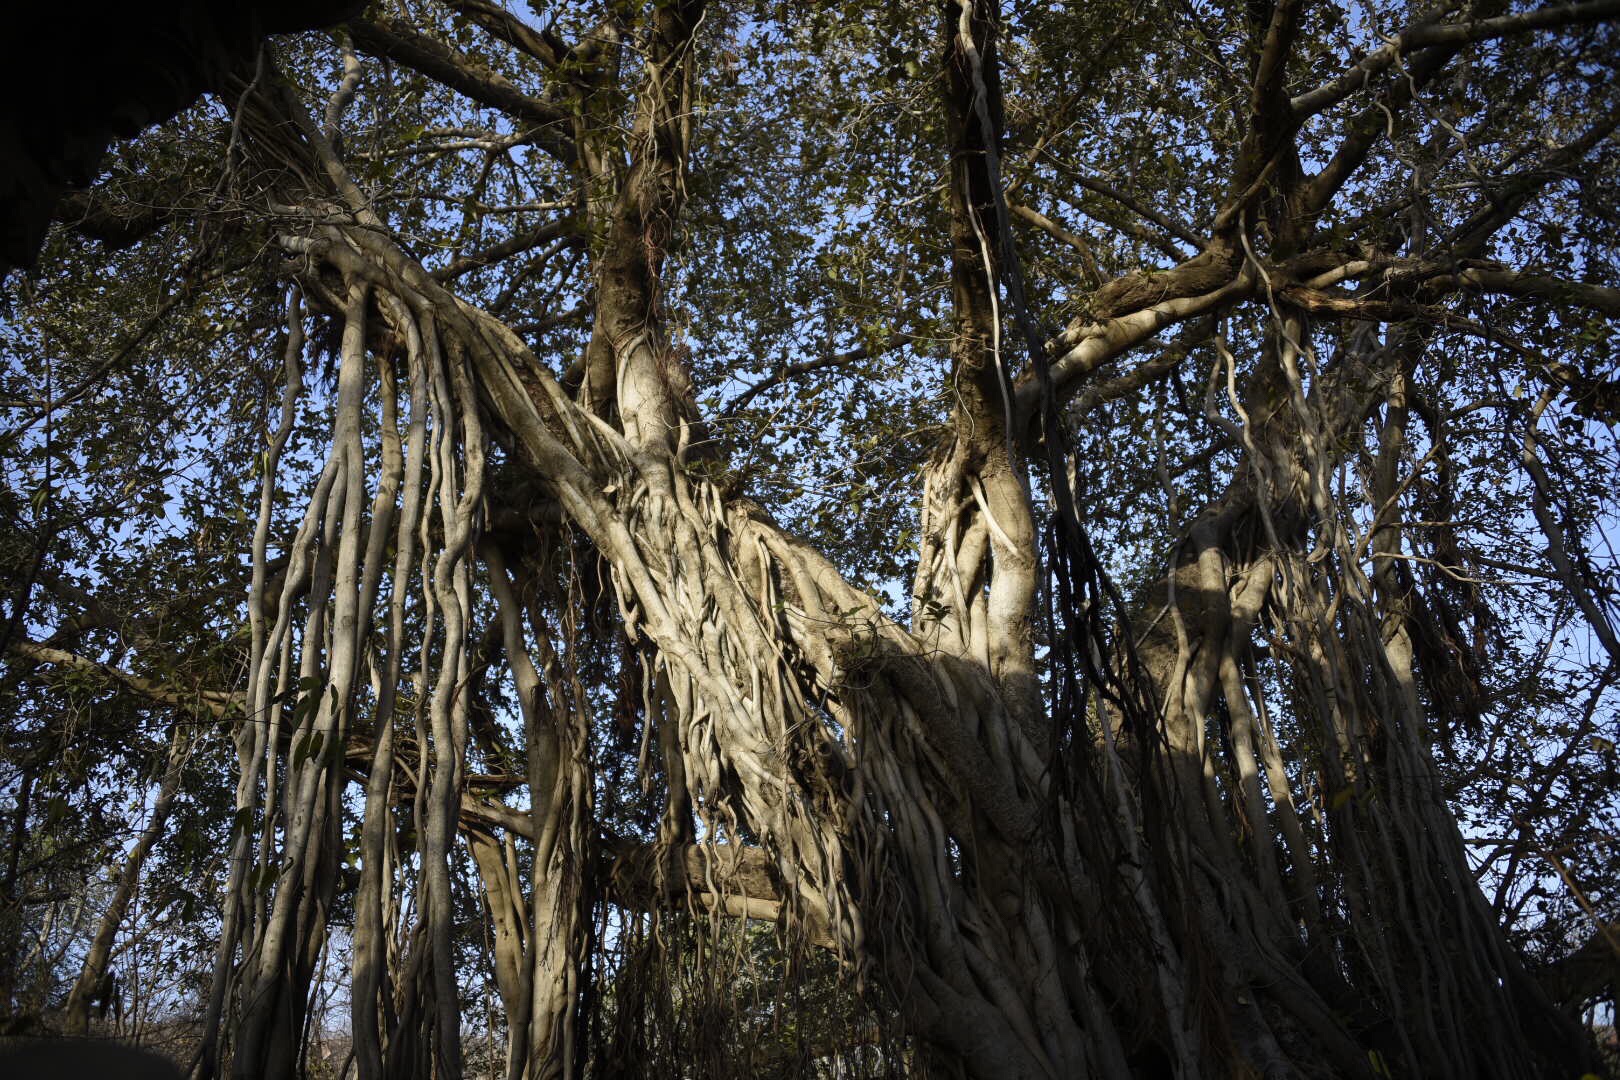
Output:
[{"xmin": 0, "ymin": 1038, "xmax": 183, "ymax": 1079}]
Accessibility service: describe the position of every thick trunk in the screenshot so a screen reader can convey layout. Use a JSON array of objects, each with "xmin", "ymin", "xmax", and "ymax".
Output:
[{"xmin": 203, "ymin": 7, "xmax": 1605, "ymax": 1077}]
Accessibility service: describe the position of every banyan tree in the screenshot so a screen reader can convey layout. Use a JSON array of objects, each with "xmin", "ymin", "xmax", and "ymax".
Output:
[{"xmin": 2, "ymin": 1, "xmax": 1619, "ymax": 1077}]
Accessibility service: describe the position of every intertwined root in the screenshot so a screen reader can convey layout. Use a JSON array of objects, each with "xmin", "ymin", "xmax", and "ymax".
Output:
[{"xmin": 188, "ymin": 42, "xmax": 1598, "ymax": 1079}]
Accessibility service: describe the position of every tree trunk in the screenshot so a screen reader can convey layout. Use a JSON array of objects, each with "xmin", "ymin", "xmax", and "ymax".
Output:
[
  {"xmin": 63, "ymin": 722, "xmax": 189, "ymax": 1034},
  {"xmin": 204, "ymin": 4, "xmax": 1605, "ymax": 1077}
]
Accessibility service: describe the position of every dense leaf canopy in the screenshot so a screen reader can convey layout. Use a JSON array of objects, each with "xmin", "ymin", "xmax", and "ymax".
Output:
[{"xmin": 2, "ymin": 1, "xmax": 1618, "ymax": 1077}]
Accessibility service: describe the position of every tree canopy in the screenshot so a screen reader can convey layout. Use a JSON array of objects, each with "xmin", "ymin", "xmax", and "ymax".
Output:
[{"xmin": 2, "ymin": 1, "xmax": 1619, "ymax": 1077}]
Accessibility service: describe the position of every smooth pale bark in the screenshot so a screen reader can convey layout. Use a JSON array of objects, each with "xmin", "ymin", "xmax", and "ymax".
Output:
[{"xmin": 352, "ymin": 298, "xmax": 424, "ymax": 1080}]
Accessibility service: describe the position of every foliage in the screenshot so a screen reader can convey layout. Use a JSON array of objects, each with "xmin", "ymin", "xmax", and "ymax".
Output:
[{"xmin": 2, "ymin": 1, "xmax": 1618, "ymax": 1077}]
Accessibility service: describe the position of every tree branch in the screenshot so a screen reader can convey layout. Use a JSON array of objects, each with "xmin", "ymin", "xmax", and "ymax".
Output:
[
  {"xmin": 347, "ymin": 17, "xmax": 576, "ymax": 163},
  {"xmin": 1445, "ymin": 108, "xmax": 1620, "ymax": 257},
  {"xmin": 1291, "ymin": 0, "xmax": 1620, "ymax": 121},
  {"xmin": 1008, "ymin": 202, "xmax": 1101, "ymax": 285},
  {"xmin": 1018, "ymin": 269, "xmax": 1254, "ymax": 430},
  {"xmin": 430, "ymin": 216, "xmax": 578, "ymax": 282},
  {"xmin": 1423, "ymin": 266, "xmax": 1620, "ymax": 316},
  {"xmin": 1302, "ymin": 37, "xmax": 1464, "ymax": 217},
  {"xmin": 6, "ymin": 638, "xmax": 241, "ymax": 718},
  {"xmin": 1069, "ymin": 318, "xmax": 1213, "ymax": 416},
  {"xmin": 440, "ymin": 0, "xmax": 571, "ymax": 68},
  {"xmin": 719, "ymin": 333, "xmax": 917, "ymax": 420},
  {"xmin": 1043, "ymin": 156, "xmax": 1206, "ymax": 253}
]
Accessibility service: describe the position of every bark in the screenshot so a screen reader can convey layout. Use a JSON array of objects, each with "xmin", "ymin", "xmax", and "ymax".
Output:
[
  {"xmin": 187, "ymin": 4, "xmax": 1616, "ymax": 1076},
  {"xmin": 63, "ymin": 723, "xmax": 189, "ymax": 1034}
]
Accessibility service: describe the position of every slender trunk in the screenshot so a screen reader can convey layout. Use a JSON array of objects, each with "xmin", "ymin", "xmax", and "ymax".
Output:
[
  {"xmin": 0, "ymin": 764, "xmax": 36, "ymax": 1018},
  {"xmin": 63, "ymin": 723, "xmax": 188, "ymax": 1034},
  {"xmin": 353, "ymin": 305, "xmax": 424, "ymax": 1080}
]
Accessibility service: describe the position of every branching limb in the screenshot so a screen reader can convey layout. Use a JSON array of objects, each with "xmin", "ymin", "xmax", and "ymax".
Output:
[
  {"xmin": 1291, "ymin": 0, "xmax": 1620, "ymax": 122},
  {"xmin": 6, "ymin": 637, "xmax": 240, "ymax": 718},
  {"xmin": 431, "ymin": 217, "xmax": 579, "ymax": 283},
  {"xmin": 718, "ymin": 332, "xmax": 917, "ymax": 421},
  {"xmin": 348, "ymin": 17, "xmax": 576, "ymax": 163}
]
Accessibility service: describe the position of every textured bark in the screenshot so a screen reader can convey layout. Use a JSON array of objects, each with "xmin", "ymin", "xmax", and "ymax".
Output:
[{"xmin": 179, "ymin": 2, "xmax": 1618, "ymax": 1076}]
